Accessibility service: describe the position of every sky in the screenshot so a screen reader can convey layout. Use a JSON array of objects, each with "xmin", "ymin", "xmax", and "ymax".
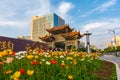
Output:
[{"xmin": 0, "ymin": 0, "xmax": 120, "ymax": 49}]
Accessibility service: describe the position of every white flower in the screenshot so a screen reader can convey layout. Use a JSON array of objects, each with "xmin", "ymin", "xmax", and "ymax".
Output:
[
  {"xmin": 46, "ymin": 61, "xmax": 51, "ymax": 65},
  {"xmin": 81, "ymin": 58, "xmax": 85, "ymax": 61},
  {"xmin": 60, "ymin": 55, "xmax": 64, "ymax": 58},
  {"xmin": 41, "ymin": 59, "xmax": 45, "ymax": 62},
  {"xmin": 15, "ymin": 51, "xmax": 27, "ymax": 59},
  {"xmin": 15, "ymin": 51, "xmax": 27, "ymax": 56},
  {"xmin": 44, "ymin": 55, "xmax": 48, "ymax": 57}
]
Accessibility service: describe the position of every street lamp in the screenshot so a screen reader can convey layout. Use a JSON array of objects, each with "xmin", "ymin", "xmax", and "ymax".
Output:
[
  {"xmin": 84, "ymin": 31, "xmax": 92, "ymax": 53},
  {"xmin": 109, "ymin": 30, "xmax": 117, "ymax": 56}
]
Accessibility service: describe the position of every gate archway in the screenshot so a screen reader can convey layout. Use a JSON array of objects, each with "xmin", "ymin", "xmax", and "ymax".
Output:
[{"xmin": 54, "ymin": 42, "xmax": 65, "ymax": 50}]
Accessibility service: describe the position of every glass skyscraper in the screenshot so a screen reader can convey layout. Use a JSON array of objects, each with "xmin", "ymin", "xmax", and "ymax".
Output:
[{"xmin": 31, "ymin": 13, "xmax": 65, "ymax": 41}]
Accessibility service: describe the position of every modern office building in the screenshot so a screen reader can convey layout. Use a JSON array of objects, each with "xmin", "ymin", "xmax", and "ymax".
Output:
[{"xmin": 31, "ymin": 13, "xmax": 65, "ymax": 41}]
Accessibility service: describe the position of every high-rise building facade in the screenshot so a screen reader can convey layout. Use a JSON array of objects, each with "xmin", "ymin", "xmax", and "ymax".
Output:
[{"xmin": 31, "ymin": 13, "xmax": 65, "ymax": 41}]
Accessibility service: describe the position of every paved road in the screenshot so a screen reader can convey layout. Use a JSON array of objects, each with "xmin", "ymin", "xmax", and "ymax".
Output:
[{"xmin": 100, "ymin": 55, "xmax": 120, "ymax": 80}]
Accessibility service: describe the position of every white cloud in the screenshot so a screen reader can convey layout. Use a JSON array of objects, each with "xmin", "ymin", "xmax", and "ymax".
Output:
[
  {"xmin": 98, "ymin": 0, "xmax": 117, "ymax": 12},
  {"xmin": 92, "ymin": 0, "xmax": 116, "ymax": 13},
  {"xmin": 57, "ymin": 2, "xmax": 73, "ymax": 18},
  {"xmin": 0, "ymin": 19, "xmax": 28, "ymax": 28},
  {"xmin": 81, "ymin": 0, "xmax": 117, "ymax": 17},
  {"xmin": 81, "ymin": 18, "xmax": 120, "ymax": 49},
  {"xmin": 82, "ymin": 22, "xmax": 107, "ymax": 31},
  {"xmin": 0, "ymin": 0, "xmax": 75, "ymax": 38},
  {"xmin": 82, "ymin": 18, "xmax": 120, "ymax": 31},
  {"xmin": 0, "ymin": 0, "xmax": 52, "ymax": 29},
  {"xmin": 25, "ymin": 0, "xmax": 51, "ymax": 16}
]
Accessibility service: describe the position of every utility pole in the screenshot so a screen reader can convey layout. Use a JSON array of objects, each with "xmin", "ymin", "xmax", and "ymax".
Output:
[
  {"xmin": 84, "ymin": 31, "xmax": 92, "ymax": 53},
  {"xmin": 109, "ymin": 30, "xmax": 117, "ymax": 56}
]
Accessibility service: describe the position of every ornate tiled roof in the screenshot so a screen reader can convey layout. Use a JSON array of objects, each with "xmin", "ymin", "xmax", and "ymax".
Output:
[
  {"xmin": 61, "ymin": 31, "xmax": 84, "ymax": 40},
  {"xmin": 39, "ymin": 31, "xmax": 84, "ymax": 42},
  {"xmin": 46, "ymin": 24, "xmax": 74, "ymax": 34},
  {"xmin": 39, "ymin": 35, "xmax": 55, "ymax": 42}
]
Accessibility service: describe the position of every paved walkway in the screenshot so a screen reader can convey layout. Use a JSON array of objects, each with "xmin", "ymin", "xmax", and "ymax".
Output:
[{"xmin": 100, "ymin": 55, "xmax": 120, "ymax": 80}]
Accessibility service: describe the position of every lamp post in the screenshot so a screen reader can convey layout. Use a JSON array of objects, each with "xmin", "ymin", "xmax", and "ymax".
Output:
[
  {"xmin": 84, "ymin": 31, "xmax": 92, "ymax": 53},
  {"xmin": 109, "ymin": 30, "xmax": 117, "ymax": 56}
]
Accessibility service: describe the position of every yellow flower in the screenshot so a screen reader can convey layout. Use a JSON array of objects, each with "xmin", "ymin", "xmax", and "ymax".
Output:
[
  {"xmin": 4, "ymin": 70, "xmax": 12, "ymax": 74},
  {"xmin": 66, "ymin": 57, "xmax": 73, "ymax": 60},
  {"xmin": 72, "ymin": 60, "xmax": 77, "ymax": 65},
  {"xmin": 35, "ymin": 55, "xmax": 39, "ymax": 59},
  {"xmin": 40, "ymin": 61, "xmax": 42, "ymax": 64},
  {"xmin": 0, "ymin": 53, "xmax": 2, "ymax": 57},
  {"xmin": 7, "ymin": 49, "xmax": 13, "ymax": 55},
  {"xmin": 27, "ymin": 70, "xmax": 34, "ymax": 76},
  {"xmin": 14, "ymin": 71, "xmax": 20, "ymax": 78},
  {"xmin": 2, "ymin": 50, "xmax": 8, "ymax": 56},
  {"xmin": 10, "ymin": 71, "xmax": 20, "ymax": 79},
  {"xmin": 47, "ymin": 55, "xmax": 51, "ymax": 58},
  {"xmin": 68, "ymin": 75, "xmax": 73, "ymax": 80},
  {"xmin": 26, "ymin": 55, "xmax": 34, "ymax": 59},
  {"xmin": 65, "ymin": 65, "xmax": 69, "ymax": 69},
  {"xmin": 14, "ymin": 78, "xmax": 20, "ymax": 80}
]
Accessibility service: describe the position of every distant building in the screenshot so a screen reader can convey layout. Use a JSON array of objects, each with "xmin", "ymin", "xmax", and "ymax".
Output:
[
  {"xmin": 17, "ymin": 36, "xmax": 31, "ymax": 40},
  {"xmin": 31, "ymin": 13, "xmax": 65, "ymax": 41},
  {"xmin": 107, "ymin": 36, "xmax": 120, "ymax": 47}
]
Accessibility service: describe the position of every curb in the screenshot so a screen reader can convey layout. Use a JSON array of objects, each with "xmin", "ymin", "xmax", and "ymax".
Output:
[{"xmin": 101, "ymin": 59, "xmax": 120, "ymax": 80}]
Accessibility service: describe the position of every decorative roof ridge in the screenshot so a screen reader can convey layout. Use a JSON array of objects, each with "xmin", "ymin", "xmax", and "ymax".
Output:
[
  {"xmin": 46, "ymin": 24, "xmax": 71, "ymax": 32},
  {"xmin": 39, "ymin": 35, "xmax": 53, "ymax": 39},
  {"xmin": 61, "ymin": 31, "xmax": 79, "ymax": 37}
]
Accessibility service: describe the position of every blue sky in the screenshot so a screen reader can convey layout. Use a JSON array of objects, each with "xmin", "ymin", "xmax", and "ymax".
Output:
[{"xmin": 0, "ymin": 0, "xmax": 120, "ymax": 49}]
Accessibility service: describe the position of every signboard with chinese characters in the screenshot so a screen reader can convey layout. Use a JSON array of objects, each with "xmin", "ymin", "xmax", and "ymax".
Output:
[
  {"xmin": 0, "ymin": 41, "xmax": 14, "ymax": 51},
  {"xmin": 0, "ymin": 36, "xmax": 48, "ymax": 52}
]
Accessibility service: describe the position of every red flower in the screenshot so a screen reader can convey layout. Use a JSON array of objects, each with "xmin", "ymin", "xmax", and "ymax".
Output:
[
  {"xmin": 32, "ymin": 60, "xmax": 39, "ymax": 65},
  {"xmin": 51, "ymin": 59, "xmax": 56, "ymax": 64},
  {"xmin": 19, "ymin": 68, "xmax": 25, "ymax": 74},
  {"xmin": 0, "ymin": 62, "xmax": 3, "ymax": 65},
  {"xmin": 12, "ymin": 52, "xmax": 16, "ymax": 56},
  {"xmin": 38, "ymin": 50, "xmax": 40, "ymax": 53}
]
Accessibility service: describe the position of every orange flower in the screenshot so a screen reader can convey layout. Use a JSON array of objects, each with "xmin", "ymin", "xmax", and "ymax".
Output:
[
  {"xmin": 79, "ymin": 53, "xmax": 85, "ymax": 57},
  {"xmin": 12, "ymin": 52, "xmax": 16, "ymax": 56},
  {"xmin": 4, "ymin": 70, "xmax": 12, "ymax": 74},
  {"xmin": 92, "ymin": 54, "xmax": 98, "ymax": 59},
  {"xmin": 61, "ymin": 63, "xmax": 65, "ymax": 67}
]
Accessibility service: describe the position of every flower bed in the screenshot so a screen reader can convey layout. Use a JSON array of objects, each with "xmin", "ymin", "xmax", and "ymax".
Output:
[{"xmin": 0, "ymin": 49, "xmax": 117, "ymax": 80}]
